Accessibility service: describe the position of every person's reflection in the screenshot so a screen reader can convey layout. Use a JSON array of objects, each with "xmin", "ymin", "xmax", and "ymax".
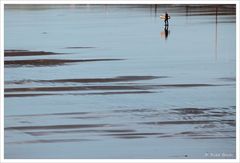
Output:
[{"xmin": 160, "ymin": 26, "xmax": 170, "ymax": 40}]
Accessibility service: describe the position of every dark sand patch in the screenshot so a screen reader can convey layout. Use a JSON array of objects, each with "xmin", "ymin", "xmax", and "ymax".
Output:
[
  {"xmin": 113, "ymin": 108, "xmax": 158, "ymax": 113},
  {"xmin": 157, "ymin": 84, "xmax": 220, "ymax": 88},
  {"xmin": 197, "ymin": 110, "xmax": 235, "ymax": 117},
  {"xmin": 170, "ymin": 107, "xmax": 235, "ymax": 118},
  {"xmin": 5, "ymin": 124, "xmax": 109, "ymax": 130},
  {"xmin": 19, "ymin": 121, "xmax": 31, "ymax": 124},
  {"xmin": 4, "ymin": 91, "xmax": 155, "ymax": 98},
  {"xmin": 211, "ymin": 111, "xmax": 235, "ymax": 117},
  {"xmin": 4, "ymin": 50, "xmax": 64, "ymax": 57},
  {"xmin": 171, "ymin": 108, "xmax": 212, "ymax": 114},
  {"xmin": 198, "ymin": 124, "xmax": 217, "ymax": 129},
  {"xmin": 6, "ymin": 111, "xmax": 90, "ymax": 117},
  {"xmin": 175, "ymin": 131, "xmax": 235, "ymax": 139},
  {"xmin": 4, "ymin": 93, "xmax": 58, "ymax": 97},
  {"xmin": 142, "ymin": 120, "xmax": 236, "ymax": 126},
  {"xmin": 4, "ymin": 84, "xmax": 221, "ymax": 93},
  {"xmin": 103, "ymin": 129, "xmax": 136, "ymax": 133},
  {"xmin": 71, "ymin": 116, "xmax": 105, "ymax": 119},
  {"xmin": 77, "ymin": 91, "xmax": 155, "ymax": 95},
  {"xmin": 5, "ymin": 58, "xmax": 124, "ymax": 67},
  {"xmin": 191, "ymin": 136, "xmax": 236, "ymax": 139},
  {"xmin": 175, "ymin": 131, "xmax": 215, "ymax": 138},
  {"xmin": 7, "ymin": 138, "xmax": 94, "ymax": 144},
  {"xmin": 221, "ymin": 120, "xmax": 236, "ymax": 126},
  {"xmin": 25, "ymin": 129, "xmax": 136, "ymax": 136},
  {"xmin": 4, "ymin": 85, "xmax": 152, "ymax": 92},
  {"xmin": 158, "ymin": 135, "xmax": 173, "ymax": 138},
  {"xmin": 115, "ymin": 136, "xmax": 146, "ymax": 139},
  {"xmin": 104, "ymin": 132, "xmax": 164, "ymax": 136},
  {"xmin": 218, "ymin": 77, "xmax": 236, "ymax": 82},
  {"xmin": 5, "ymin": 76, "xmax": 164, "ymax": 84},
  {"xmin": 140, "ymin": 120, "xmax": 219, "ymax": 125},
  {"xmin": 65, "ymin": 47, "xmax": 96, "ymax": 49},
  {"xmin": 177, "ymin": 131, "xmax": 196, "ymax": 135}
]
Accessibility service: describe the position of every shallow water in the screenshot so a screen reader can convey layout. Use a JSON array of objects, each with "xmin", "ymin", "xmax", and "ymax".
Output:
[{"xmin": 4, "ymin": 4, "xmax": 236, "ymax": 159}]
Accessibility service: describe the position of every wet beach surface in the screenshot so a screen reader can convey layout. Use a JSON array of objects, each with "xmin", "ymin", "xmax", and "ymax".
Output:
[{"xmin": 4, "ymin": 5, "xmax": 236, "ymax": 159}]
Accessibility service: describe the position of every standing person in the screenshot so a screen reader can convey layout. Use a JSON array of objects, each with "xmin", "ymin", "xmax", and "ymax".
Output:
[{"xmin": 165, "ymin": 12, "xmax": 169, "ymax": 26}]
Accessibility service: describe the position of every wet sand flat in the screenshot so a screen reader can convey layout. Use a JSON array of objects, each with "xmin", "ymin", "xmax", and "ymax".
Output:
[{"xmin": 4, "ymin": 4, "xmax": 236, "ymax": 159}]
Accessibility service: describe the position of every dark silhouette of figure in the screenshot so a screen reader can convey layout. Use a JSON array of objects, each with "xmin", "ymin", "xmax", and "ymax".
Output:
[
  {"xmin": 164, "ymin": 25, "xmax": 169, "ymax": 40},
  {"xmin": 164, "ymin": 12, "xmax": 169, "ymax": 26},
  {"xmin": 160, "ymin": 25, "xmax": 170, "ymax": 40}
]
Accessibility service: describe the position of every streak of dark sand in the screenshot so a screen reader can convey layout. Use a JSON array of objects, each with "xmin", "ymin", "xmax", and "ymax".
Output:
[
  {"xmin": 218, "ymin": 77, "xmax": 236, "ymax": 82},
  {"xmin": 4, "ymin": 84, "xmax": 221, "ymax": 92},
  {"xmin": 141, "ymin": 120, "xmax": 218, "ymax": 125},
  {"xmin": 5, "ymin": 58, "xmax": 124, "ymax": 67},
  {"xmin": 19, "ymin": 121, "xmax": 31, "ymax": 124},
  {"xmin": 171, "ymin": 108, "xmax": 212, "ymax": 114},
  {"xmin": 191, "ymin": 136, "xmax": 236, "ymax": 139},
  {"xmin": 25, "ymin": 129, "xmax": 136, "ymax": 136},
  {"xmin": 176, "ymin": 131, "xmax": 215, "ymax": 137},
  {"xmin": 4, "ymin": 85, "xmax": 153, "ymax": 92},
  {"xmin": 7, "ymin": 138, "xmax": 94, "ymax": 144},
  {"xmin": 104, "ymin": 132, "xmax": 164, "ymax": 137},
  {"xmin": 170, "ymin": 107, "xmax": 235, "ymax": 117},
  {"xmin": 71, "ymin": 116, "xmax": 105, "ymax": 119},
  {"xmin": 25, "ymin": 131, "xmax": 195, "ymax": 139},
  {"xmin": 5, "ymin": 75, "xmax": 164, "ymax": 84},
  {"xmin": 175, "ymin": 131, "xmax": 235, "ymax": 139},
  {"xmin": 4, "ymin": 91, "xmax": 155, "ymax": 98},
  {"xmin": 4, "ymin": 93, "xmax": 58, "ymax": 97},
  {"xmin": 141, "ymin": 120, "xmax": 236, "ymax": 125},
  {"xmin": 77, "ymin": 91, "xmax": 155, "ymax": 95},
  {"xmin": 7, "ymin": 111, "xmax": 90, "ymax": 117},
  {"xmin": 115, "ymin": 136, "xmax": 146, "ymax": 139},
  {"xmin": 221, "ymin": 120, "xmax": 236, "ymax": 126},
  {"xmin": 5, "ymin": 124, "xmax": 110, "ymax": 131},
  {"xmin": 65, "ymin": 47, "xmax": 96, "ymax": 49},
  {"xmin": 198, "ymin": 111, "xmax": 235, "ymax": 117},
  {"xmin": 4, "ymin": 50, "xmax": 64, "ymax": 57},
  {"xmin": 113, "ymin": 108, "xmax": 158, "ymax": 113}
]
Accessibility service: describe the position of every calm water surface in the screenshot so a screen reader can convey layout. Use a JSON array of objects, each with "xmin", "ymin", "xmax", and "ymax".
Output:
[{"xmin": 4, "ymin": 5, "xmax": 236, "ymax": 159}]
